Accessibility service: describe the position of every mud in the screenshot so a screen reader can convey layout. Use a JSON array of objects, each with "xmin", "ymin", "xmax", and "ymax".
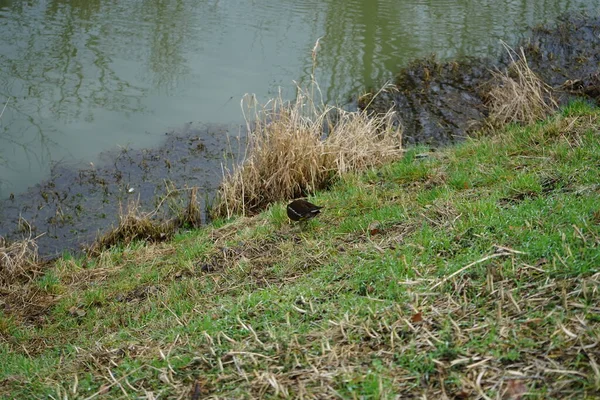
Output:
[
  {"xmin": 360, "ymin": 56, "xmax": 493, "ymax": 146},
  {"xmin": 519, "ymin": 15, "xmax": 600, "ymax": 102},
  {"xmin": 362, "ymin": 14, "xmax": 600, "ymax": 146},
  {"xmin": 0, "ymin": 123, "xmax": 245, "ymax": 258}
]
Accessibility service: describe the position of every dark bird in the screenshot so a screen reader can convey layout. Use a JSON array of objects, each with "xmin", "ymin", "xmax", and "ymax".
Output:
[{"xmin": 286, "ymin": 199, "xmax": 323, "ymax": 222}]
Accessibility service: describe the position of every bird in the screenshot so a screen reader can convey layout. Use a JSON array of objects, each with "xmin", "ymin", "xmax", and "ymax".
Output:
[{"xmin": 286, "ymin": 199, "xmax": 323, "ymax": 222}]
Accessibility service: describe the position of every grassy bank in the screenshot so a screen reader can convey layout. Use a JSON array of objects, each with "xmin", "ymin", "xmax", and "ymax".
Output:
[{"xmin": 1, "ymin": 100, "xmax": 600, "ymax": 399}]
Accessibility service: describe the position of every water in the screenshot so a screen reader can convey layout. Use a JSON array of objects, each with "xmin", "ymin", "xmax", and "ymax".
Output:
[{"xmin": 0, "ymin": 0, "xmax": 598, "ymax": 198}]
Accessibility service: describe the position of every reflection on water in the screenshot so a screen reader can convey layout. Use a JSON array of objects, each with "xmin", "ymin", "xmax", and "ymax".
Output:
[{"xmin": 0, "ymin": 0, "xmax": 598, "ymax": 199}]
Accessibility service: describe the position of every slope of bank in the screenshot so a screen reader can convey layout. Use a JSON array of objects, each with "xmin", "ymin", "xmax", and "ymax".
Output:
[{"xmin": 1, "ymin": 100, "xmax": 599, "ymax": 398}]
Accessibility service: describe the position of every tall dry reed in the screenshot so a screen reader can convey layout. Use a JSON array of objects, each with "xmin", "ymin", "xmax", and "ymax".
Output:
[
  {"xmin": 214, "ymin": 82, "xmax": 402, "ymax": 218},
  {"xmin": 486, "ymin": 42, "xmax": 558, "ymax": 127}
]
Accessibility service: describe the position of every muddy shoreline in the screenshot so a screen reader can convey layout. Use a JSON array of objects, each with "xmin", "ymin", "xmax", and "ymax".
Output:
[
  {"xmin": 1, "ymin": 14, "xmax": 599, "ymax": 259},
  {"xmin": 362, "ymin": 14, "xmax": 600, "ymax": 146},
  {"xmin": 0, "ymin": 123, "xmax": 244, "ymax": 258}
]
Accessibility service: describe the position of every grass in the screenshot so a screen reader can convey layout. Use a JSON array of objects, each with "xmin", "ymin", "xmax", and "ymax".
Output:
[{"xmin": 0, "ymin": 100, "xmax": 599, "ymax": 398}]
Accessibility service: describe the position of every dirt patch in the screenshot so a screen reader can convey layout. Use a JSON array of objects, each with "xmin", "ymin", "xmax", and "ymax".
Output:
[
  {"xmin": 0, "ymin": 283, "xmax": 57, "ymax": 327},
  {"xmin": 362, "ymin": 56, "xmax": 492, "ymax": 146}
]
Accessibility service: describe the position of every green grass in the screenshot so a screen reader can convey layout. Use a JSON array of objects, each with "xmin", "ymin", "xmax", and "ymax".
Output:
[{"xmin": 1, "ymin": 101, "xmax": 600, "ymax": 399}]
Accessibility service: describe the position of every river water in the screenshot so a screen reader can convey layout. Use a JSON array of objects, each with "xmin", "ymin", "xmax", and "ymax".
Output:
[{"xmin": 1, "ymin": 0, "xmax": 599, "ymax": 199}]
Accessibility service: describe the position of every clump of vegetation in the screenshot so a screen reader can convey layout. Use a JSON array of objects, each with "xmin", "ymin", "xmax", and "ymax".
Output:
[
  {"xmin": 87, "ymin": 186, "xmax": 205, "ymax": 253},
  {"xmin": 214, "ymin": 84, "xmax": 402, "ymax": 218},
  {"xmin": 176, "ymin": 187, "xmax": 203, "ymax": 228},
  {"xmin": 0, "ymin": 234, "xmax": 40, "ymax": 286},
  {"xmin": 486, "ymin": 43, "xmax": 558, "ymax": 127},
  {"xmin": 88, "ymin": 200, "xmax": 175, "ymax": 255}
]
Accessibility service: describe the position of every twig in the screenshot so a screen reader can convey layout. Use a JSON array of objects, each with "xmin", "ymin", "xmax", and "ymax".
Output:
[
  {"xmin": 82, "ymin": 366, "xmax": 143, "ymax": 400},
  {"xmin": 161, "ymin": 301, "xmax": 185, "ymax": 326},
  {"xmin": 493, "ymin": 244, "xmax": 527, "ymax": 255},
  {"xmin": 431, "ymin": 252, "xmax": 511, "ymax": 290},
  {"xmin": 0, "ymin": 97, "xmax": 10, "ymax": 120}
]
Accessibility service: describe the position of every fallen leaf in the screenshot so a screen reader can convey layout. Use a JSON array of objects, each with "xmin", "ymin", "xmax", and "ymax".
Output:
[
  {"xmin": 504, "ymin": 379, "xmax": 527, "ymax": 400},
  {"xmin": 454, "ymin": 388, "xmax": 471, "ymax": 399},
  {"xmin": 411, "ymin": 312, "xmax": 423, "ymax": 323},
  {"xmin": 191, "ymin": 380, "xmax": 202, "ymax": 400},
  {"xmin": 98, "ymin": 384, "xmax": 110, "ymax": 395},
  {"xmin": 368, "ymin": 221, "xmax": 382, "ymax": 235},
  {"xmin": 68, "ymin": 306, "xmax": 86, "ymax": 318}
]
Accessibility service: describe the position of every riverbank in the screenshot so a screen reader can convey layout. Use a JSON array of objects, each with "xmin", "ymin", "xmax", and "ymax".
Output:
[
  {"xmin": 2, "ymin": 14, "xmax": 600, "ymax": 259},
  {"xmin": 1, "ymin": 99, "xmax": 599, "ymax": 398}
]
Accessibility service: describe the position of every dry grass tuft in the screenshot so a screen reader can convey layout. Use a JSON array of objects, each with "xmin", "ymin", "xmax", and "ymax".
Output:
[
  {"xmin": 86, "ymin": 185, "xmax": 204, "ymax": 255},
  {"xmin": 88, "ymin": 201, "xmax": 175, "ymax": 255},
  {"xmin": 176, "ymin": 187, "xmax": 203, "ymax": 228},
  {"xmin": 0, "ymin": 235, "xmax": 41, "ymax": 286},
  {"xmin": 214, "ymin": 84, "xmax": 402, "ymax": 218},
  {"xmin": 486, "ymin": 42, "xmax": 558, "ymax": 127},
  {"xmin": 0, "ymin": 235, "xmax": 52, "ymax": 328}
]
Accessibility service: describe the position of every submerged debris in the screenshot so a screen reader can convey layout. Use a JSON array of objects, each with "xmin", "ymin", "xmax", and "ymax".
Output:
[{"xmin": 0, "ymin": 123, "xmax": 240, "ymax": 258}]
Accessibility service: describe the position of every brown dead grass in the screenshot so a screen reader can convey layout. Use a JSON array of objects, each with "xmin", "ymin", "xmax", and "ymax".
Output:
[
  {"xmin": 166, "ymin": 261, "xmax": 599, "ymax": 399},
  {"xmin": 88, "ymin": 186, "xmax": 205, "ymax": 254},
  {"xmin": 175, "ymin": 186, "xmax": 203, "ymax": 228},
  {"xmin": 214, "ymin": 84, "xmax": 402, "ymax": 218},
  {"xmin": 0, "ymin": 235, "xmax": 41, "ymax": 286},
  {"xmin": 0, "ymin": 237, "xmax": 58, "ymax": 331},
  {"xmin": 486, "ymin": 43, "xmax": 558, "ymax": 127},
  {"xmin": 88, "ymin": 201, "xmax": 175, "ymax": 256}
]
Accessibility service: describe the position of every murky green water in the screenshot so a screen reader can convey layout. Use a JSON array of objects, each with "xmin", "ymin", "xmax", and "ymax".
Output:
[{"xmin": 0, "ymin": 0, "xmax": 598, "ymax": 199}]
